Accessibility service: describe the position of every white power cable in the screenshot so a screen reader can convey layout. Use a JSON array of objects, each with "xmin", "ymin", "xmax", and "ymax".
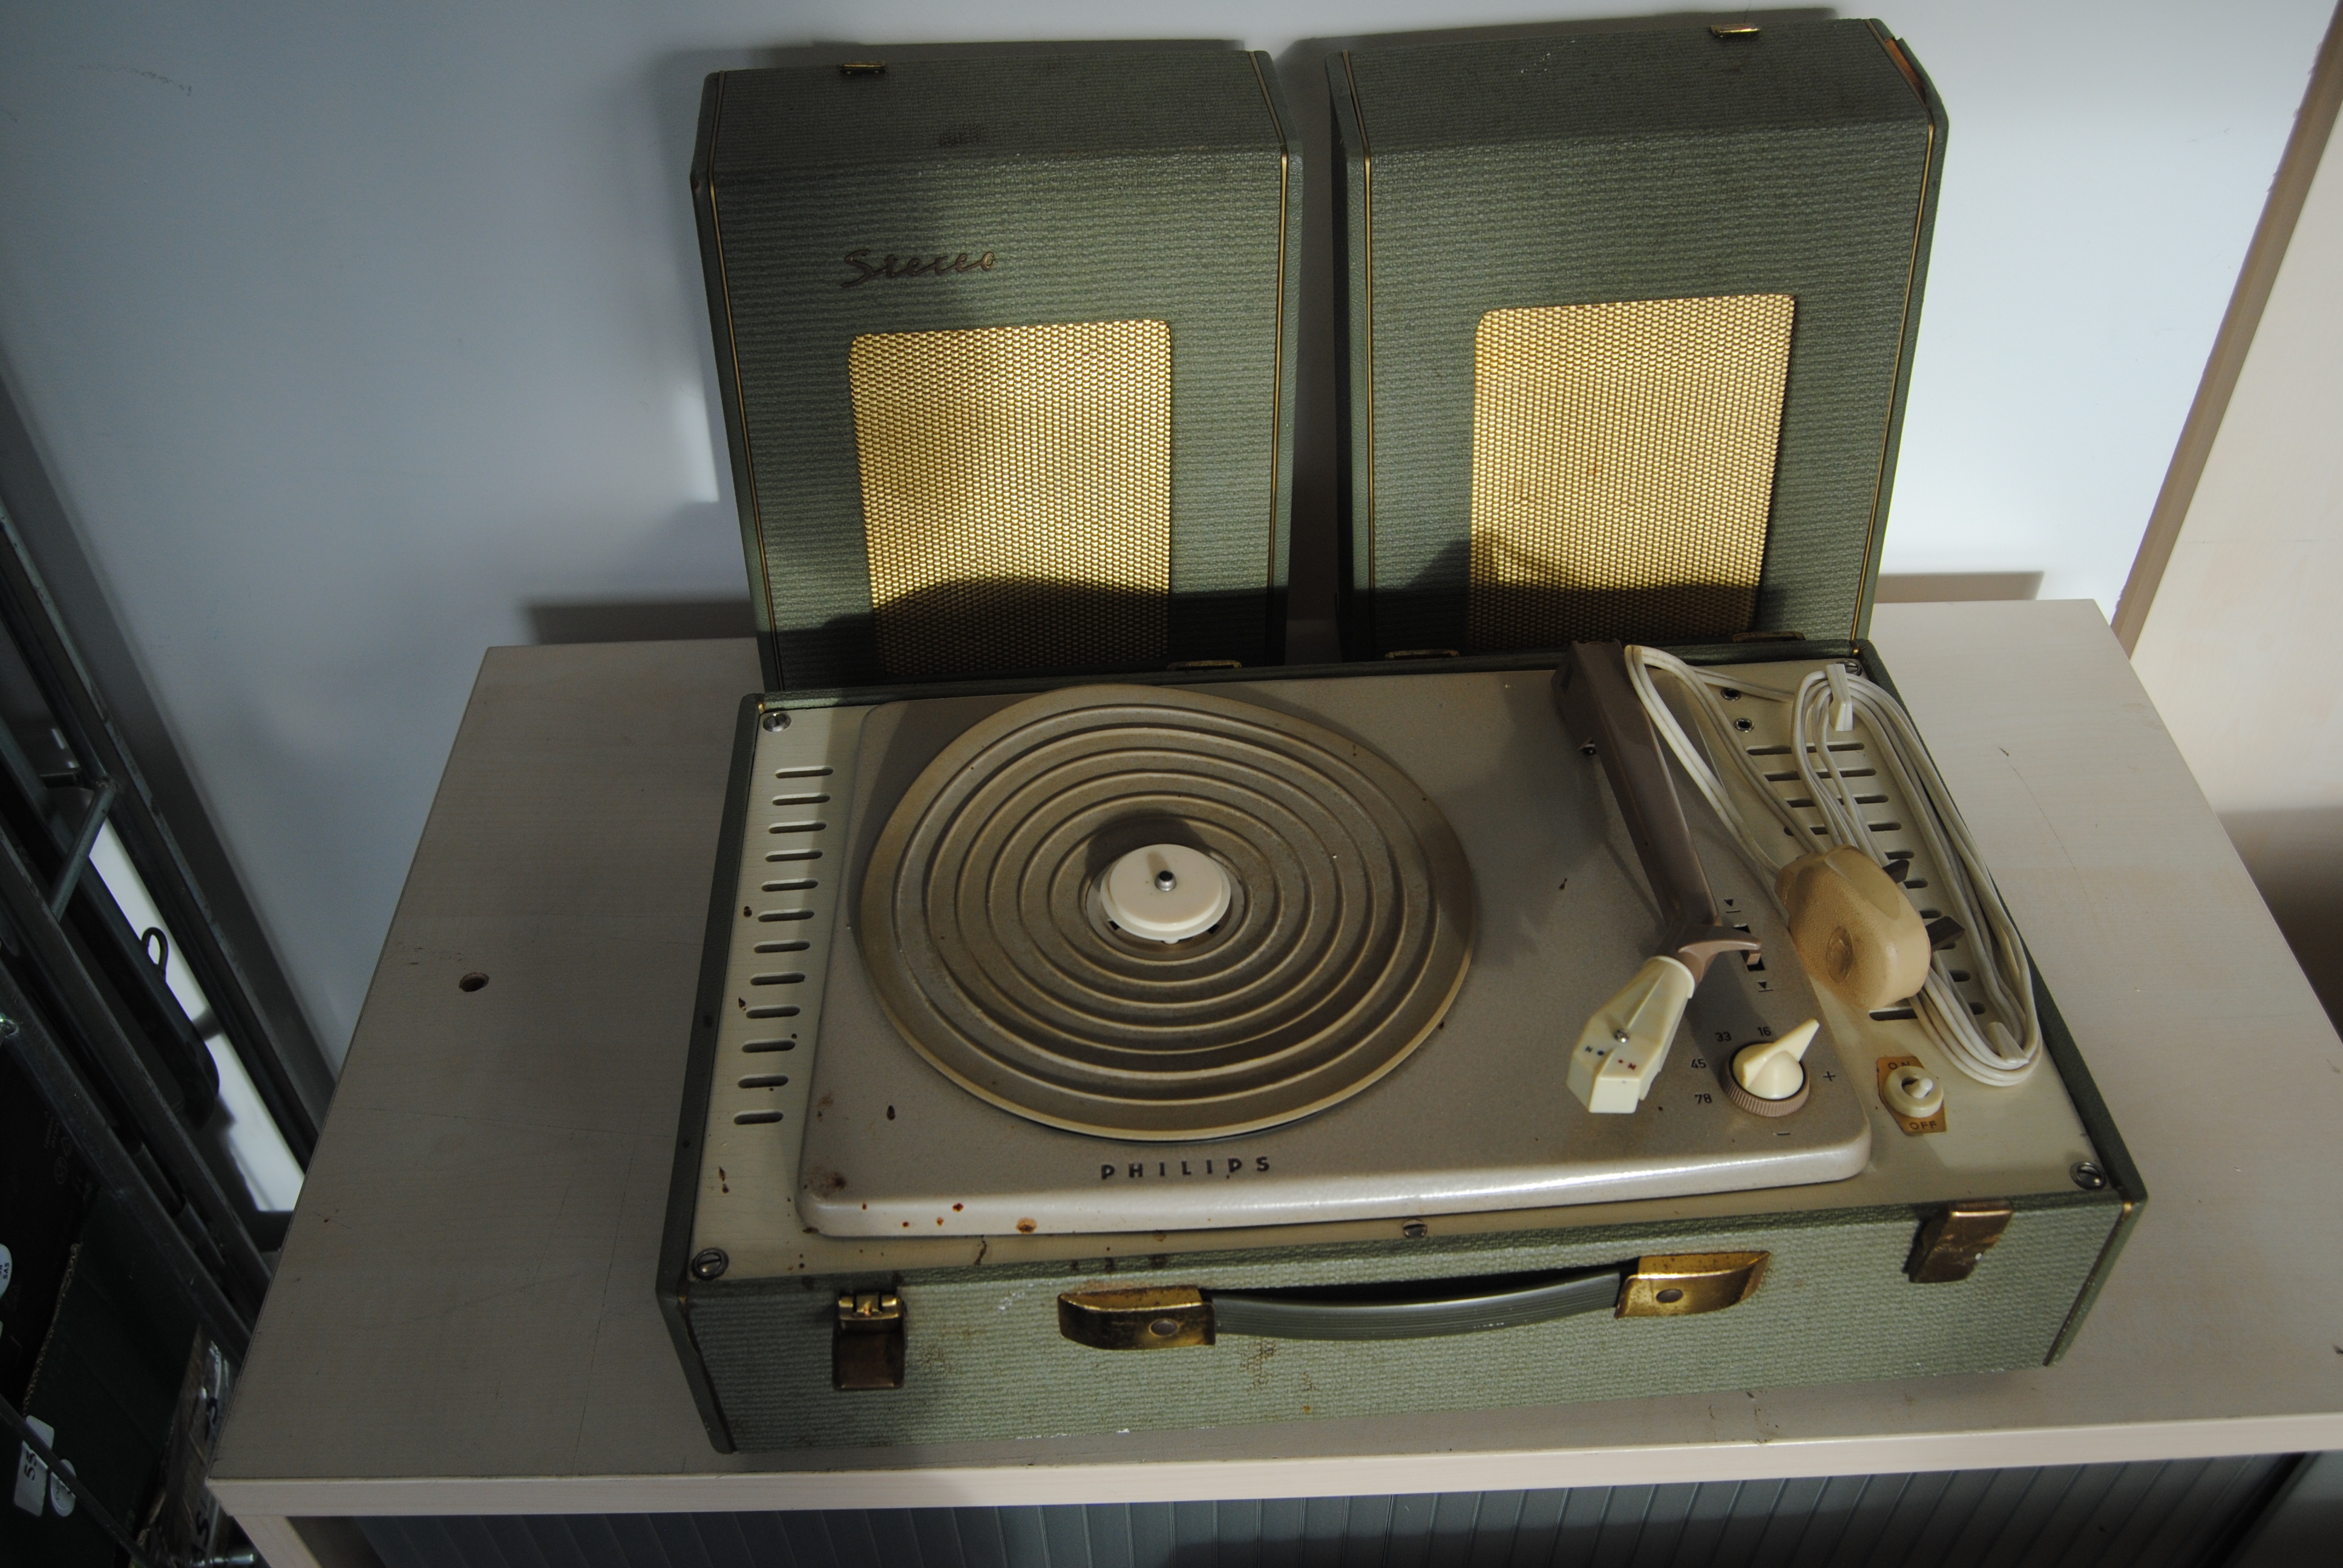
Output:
[{"xmin": 1625, "ymin": 646, "xmax": 2042, "ymax": 1088}]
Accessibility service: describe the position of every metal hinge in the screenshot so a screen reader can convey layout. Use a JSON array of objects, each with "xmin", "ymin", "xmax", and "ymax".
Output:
[
  {"xmin": 832, "ymin": 1290, "xmax": 905, "ymax": 1390},
  {"xmin": 1906, "ymin": 1200, "xmax": 2015, "ymax": 1283}
]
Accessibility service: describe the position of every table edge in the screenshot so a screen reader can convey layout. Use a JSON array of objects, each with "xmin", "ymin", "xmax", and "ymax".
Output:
[{"xmin": 212, "ymin": 1412, "xmax": 2343, "ymax": 1517}]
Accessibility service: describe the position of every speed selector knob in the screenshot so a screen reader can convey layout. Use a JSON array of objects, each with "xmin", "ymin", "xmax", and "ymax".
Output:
[{"xmin": 1726, "ymin": 1019, "xmax": 1819, "ymax": 1118}]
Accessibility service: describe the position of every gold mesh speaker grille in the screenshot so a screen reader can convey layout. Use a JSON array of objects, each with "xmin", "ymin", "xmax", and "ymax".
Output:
[
  {"xmin": 1467, "ymin": 294, "xmax": 1795, "ymax": 648},
  {"xmin": 848, "ymin": 319, "xmax": 1172, "ymax": 679}
]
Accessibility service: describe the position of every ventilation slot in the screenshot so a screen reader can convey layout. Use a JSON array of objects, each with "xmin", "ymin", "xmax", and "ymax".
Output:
[
  {"xmin": 751, "ymin": 972, "xmax": 807, "ymax": 986},
  {"xmin": 742, "ymin": 1039, "xmax": 797, "ymax": 1053},
  {"xmin": 754, "ymin": 940, "xmax": 810, "ymax": 955},
  {"xmin": 733, "ymin": 1109, "xmax": 782, "ymax": 1125},
  {"xmin": 745, "ymin": 1004, "xmax": 800, "ymax": 1019},
  {"xmin": 767, "ymin": 849, "xmax": 822, "ymax": 864},
  {"xmin": 739, "ymin": 1074, "xmax": 790, "ymax": 1089},
  {"xmin": 764, "ymin": 878, "xmax": 816, "ymax": 892},
  {"xmin": 772, "ymin": 793, "xmax": 831, "ymax": 807},
  {"xmin": 758, "ymin": 909, "xmax": 815, "ymax": 923},
  {"xmin": 775, "ymin": 766, "xmax": 834, "ymax": 779},
  {"xmin": 769, "ymin": 822, "xmax": 828, "ymax": 835}
]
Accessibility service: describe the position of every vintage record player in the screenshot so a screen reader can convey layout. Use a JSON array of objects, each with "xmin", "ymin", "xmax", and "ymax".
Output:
[{"xmin": 657, "ymin": 26, "xmax": 2142, "ymax": 1455}]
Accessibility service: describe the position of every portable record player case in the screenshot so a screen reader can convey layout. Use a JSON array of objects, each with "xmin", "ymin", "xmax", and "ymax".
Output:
[{"xmin": 656, "ymin": 30, "xmax": 2144, "ymax": 1456}]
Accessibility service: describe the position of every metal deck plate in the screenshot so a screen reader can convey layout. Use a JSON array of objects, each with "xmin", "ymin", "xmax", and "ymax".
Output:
[{"xmin": 796, "ymin": 667, "xmax": 1873, "ymax": 1236}]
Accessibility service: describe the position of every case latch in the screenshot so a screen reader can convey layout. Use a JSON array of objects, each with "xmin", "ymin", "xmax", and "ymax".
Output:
[
  {"xmin": 833, "ymin": 1290, "xmax": 905, "ymax": 1389},
  {"xmin": 1906, "ymin": 1201, "xmax": 2014, "ymax": 1283}
]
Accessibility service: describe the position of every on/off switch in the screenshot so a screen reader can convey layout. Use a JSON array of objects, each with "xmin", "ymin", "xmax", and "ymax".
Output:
[{"xmin": 1882, "ymin": 1062, "xmax": 1946, "ymax": 1120}]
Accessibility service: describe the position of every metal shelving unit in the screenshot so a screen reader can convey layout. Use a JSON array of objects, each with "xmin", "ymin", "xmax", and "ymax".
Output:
[{"xmin": 0, "ymin": 393, "xmax": 326, "ymax": 1565}]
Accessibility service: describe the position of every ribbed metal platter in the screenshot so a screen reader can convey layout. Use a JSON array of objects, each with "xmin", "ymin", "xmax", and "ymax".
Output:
[{"xmin": 857, "ymin": 685, "xmax": 1474, "ymax": 1139}]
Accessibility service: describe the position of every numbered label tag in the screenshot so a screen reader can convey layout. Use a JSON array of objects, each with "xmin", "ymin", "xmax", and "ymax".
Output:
[{"xmin": 13, "ymin": 1416, "xmax": 50, "ymax": 1516}]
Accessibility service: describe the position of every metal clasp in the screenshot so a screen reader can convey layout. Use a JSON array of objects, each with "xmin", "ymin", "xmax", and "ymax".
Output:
[
  {"xmin": 833, "ymin": 1290, "xmax": 905, "ymax": 1390},
  {"xmin": 1906, "ymin": 1201, "xmax": 2014, "ymax": 1283}
]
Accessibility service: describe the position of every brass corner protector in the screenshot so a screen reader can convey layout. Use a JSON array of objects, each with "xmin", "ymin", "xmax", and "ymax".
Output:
[
  {"xmin": 1058, "ymin": 1286, "xmax": 1214, "ymax": 1350},
  {"xmin": 1710, "ymin": 24, "xmax": 1761, "ymax": 39},
  {"xmin": 839, "ymin": 61, "xmax": 886, "ymax": 76},
  {"xmin": 833, "ymin": 1290, "xmax": 905, "ymax": 1390},
  {"xmin": 1906, "ymin": 1200, "xmax": 2014, "ymax": 1284},
  {"xmin": 1617, "ymin": 1252, "xmax": 1768, "ymax": 1318}
]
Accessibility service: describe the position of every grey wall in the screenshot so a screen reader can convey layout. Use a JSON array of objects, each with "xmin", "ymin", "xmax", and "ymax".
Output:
[{"xmin": 0, "ymin": 1, "xmax": 2328, "ymax": 1064}]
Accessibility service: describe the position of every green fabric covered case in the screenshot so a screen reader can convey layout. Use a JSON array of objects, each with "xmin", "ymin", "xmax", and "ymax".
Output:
[{"xmin": 657, "ymin": 643, "xmax": 2144, "ymax": 1455}]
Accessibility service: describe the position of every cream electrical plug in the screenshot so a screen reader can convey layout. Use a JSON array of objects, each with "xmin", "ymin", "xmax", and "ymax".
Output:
[{"xmin": 1775, "ymin": 846, "xmax": 1930, "ymax": 1010}]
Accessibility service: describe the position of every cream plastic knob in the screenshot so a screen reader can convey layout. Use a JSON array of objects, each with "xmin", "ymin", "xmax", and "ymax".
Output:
[
  {"xmin": 1883, "ymin": 1063, "xmax": 1945, "ymax": 1119},
  {"xmin": 1732, "ymin": 1019, "xmax": 1819, "ymax": 1100},
  {"xmin": 1774, "ymin": 846, "xmax": 1930, "ymax": 1011},
  {"xmin": 1099, "ymin": 844, "xmax": 1230, "ymax": 942}
]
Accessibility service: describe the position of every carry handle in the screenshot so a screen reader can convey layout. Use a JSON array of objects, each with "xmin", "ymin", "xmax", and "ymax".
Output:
[{"xmin": 1057, "ymin": 1252, "xmax": 1767, "ymax": 1350}]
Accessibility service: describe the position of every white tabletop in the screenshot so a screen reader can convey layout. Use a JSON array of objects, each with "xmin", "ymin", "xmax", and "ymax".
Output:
[{"xmin": 210, "ymin": 601, "xmax": 2343, "ymax": 1543}]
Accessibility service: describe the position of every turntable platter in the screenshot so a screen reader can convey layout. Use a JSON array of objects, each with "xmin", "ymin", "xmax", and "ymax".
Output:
[{"xmin": 857, "ymin": 684, "xmax": 1475, "ymax": 1138}]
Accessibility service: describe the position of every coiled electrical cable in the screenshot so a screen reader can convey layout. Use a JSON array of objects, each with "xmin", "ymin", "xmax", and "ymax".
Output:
[{"xmin": 1624, "ymin": 645, "xmax": 2042, "ymax": 1088}]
